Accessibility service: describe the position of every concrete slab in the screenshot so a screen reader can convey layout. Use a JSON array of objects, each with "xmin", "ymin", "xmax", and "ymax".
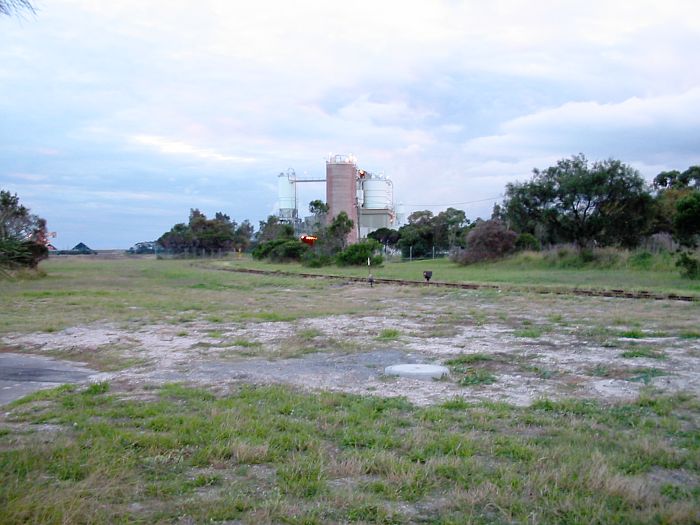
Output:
[
  {"xmin": 384, "ymin": 363, "xmax": 449, "ymax": 380},
  {"xmin": 0, "ymin": 353, "xmax": 97, "ymax": 406}
]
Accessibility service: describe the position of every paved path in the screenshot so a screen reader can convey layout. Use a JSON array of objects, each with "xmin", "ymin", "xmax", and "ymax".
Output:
[{"xmin": 0, "ymin": 353, "xmax": 97, "ymax": 406}]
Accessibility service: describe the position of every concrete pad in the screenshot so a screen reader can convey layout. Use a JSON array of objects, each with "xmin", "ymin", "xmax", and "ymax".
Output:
[
  {"xmin": 384, "ymin": 364, "xmax": 449, "ymax": 380},
  {"xmin": 0, "ymin": 353, "xmax": 97, "ymax": 406}
]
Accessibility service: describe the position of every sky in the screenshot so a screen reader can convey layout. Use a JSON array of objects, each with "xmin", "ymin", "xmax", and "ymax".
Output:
[{"xmin": 1, "ymin": 0, "xmax": 700, "ymax": 249}]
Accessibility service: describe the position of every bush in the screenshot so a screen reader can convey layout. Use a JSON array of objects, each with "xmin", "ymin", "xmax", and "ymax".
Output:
[
  {"xmin": 252, "ymin": 239, "xmax": 308, "ymax": 262},
  {"xmin": 301, "ymin": 251, "xmax": 333, "ymax": 268},
  {"xmin": 335, "ymin": 240, "xmax": 383, "ymax": 266},
  {"xmin": 0, "ymin": 238, "xmax": 48, "ymax": 269},
  {"xmin": 515, "ymin": 233, "xmax": 541, "ymax": 252},
  {"xmin": 453, "ymin": 220, "xmax": 517, "ymax": 265},
  {"xmin": 268, "ymin": 240, "xmax": 308, "ymax": 262},
  {"xmin": 676, "ymin": 252, "xmax": 699, "ymax": 279}
]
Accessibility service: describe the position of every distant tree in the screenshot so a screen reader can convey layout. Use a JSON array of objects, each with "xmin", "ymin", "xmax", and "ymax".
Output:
[
  {"xmin": 0, "ymin": 0, "xmax": 34, "ymax": 17},
  {"xmin": 674, "ymin": 191, "xmax": 700, "ymax": 248},
  {"xmin": 327, "ymin": 211, "xmax": 354, "ymax": 251},
  {"xmin": 0, "ymin": 189, "xmax": 48, "ymax": 268},
  {"xmin": 651, "ymin": 166, "xmax": 700, "ymax": 234},
  {"xmin": 233, "ymin": 220, "xmax": 254, "ymax": 251},
  {"xmin": 157, "ymin": 209, "xmax": 239, "ymax": 255},
  {"xmin": 502, "ymin": 154, "xmax": 653, "ymax": 248},
  {"xmin": 257, "ymin": 215, "xmax": 293, "ymax": 243},
  {"xmin": 309, "ymin": 199, "xmax": 329, "ymax": 216},
  {"xmin": 653, "ymin": 166, "xmax": 700, "ymax": 190},
  {"xmin": 368, "ymin": 227, "xmax": 400, "ymax": 249},
  {"xmin": 433, "ymin": 207, "xmax": 470, "ymax": 250}
]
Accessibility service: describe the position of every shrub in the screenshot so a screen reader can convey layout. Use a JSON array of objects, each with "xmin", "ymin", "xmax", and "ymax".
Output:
[
  {"xmin": 453, "ymin": 220, "xmax": 517, "ymax": 265},
  {"xmin": 335, "ymin": 240, "xmax": 383, "ymax": 266},
  {"xmin": 301, "ymin": 251, "xmax": 333, "ymax": 268},
  {"xmin": 252, "ymin": 239, "xmax": 308, "ymax": 262},
  {"xmin": 268, "ymin": 240, "xmax": 308, "ymax": 262},
  {"xmin": 0, "ymin": 238, "xmax": 48, "ymax": 269},
  {"xmin": 515, "ymin": 233, "xmax": 541, "ymax": 252},
  {"xmin": 676, "ymin": 252, "xmax": 699, "ymax": 279}
]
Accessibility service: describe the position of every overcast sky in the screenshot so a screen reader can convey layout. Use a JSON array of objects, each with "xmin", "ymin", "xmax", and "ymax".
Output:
[{"xmin": 2, "ymin": 1, "xmax": 699, "ymax": 249}]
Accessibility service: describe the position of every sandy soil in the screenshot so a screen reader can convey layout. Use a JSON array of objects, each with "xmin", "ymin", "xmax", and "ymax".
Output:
[{"xmin": 2, "ymin": 285, "xmax": 699, "ymax": 406}]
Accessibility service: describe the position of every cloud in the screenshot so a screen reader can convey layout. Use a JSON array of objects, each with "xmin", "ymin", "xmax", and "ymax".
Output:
[
  {"xmin": 130, "ymin": 135, "xmax": 256, "ymax": 163},
  {"xmin": 463, "ymin": 88, "xmax": 700, "ymax": 162}
]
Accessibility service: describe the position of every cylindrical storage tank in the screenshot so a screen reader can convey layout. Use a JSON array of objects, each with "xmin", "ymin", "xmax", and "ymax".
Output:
[
  {"xmin": 326, "ymin": 159, "xmax": 358, "ymax": 243},
  {"xmin": 278, "ymin": 173, "xmax": 296, "ymax": 215},
  {"xmin": 356, "ymin": 187, "xmax": 364, "ymax": 207},
  {"xmin": 363, "ymin": 179, "xmax": 392, "ymax": 209}
]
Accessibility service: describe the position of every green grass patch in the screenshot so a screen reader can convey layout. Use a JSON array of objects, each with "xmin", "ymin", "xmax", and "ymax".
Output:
[
  {"xmin": 457, "ymin": 368, "xmax": 497, "ymax": 386},
  {"xmin": 620, "ymin": 348, "xmax": 667, "ymax": 359},
  {"xmin": 376, "ymin": 328, "xmax": 401, "ymax": 341},
  {"xmin": 2, "ymin": 383, "xmax": 698, "ymax": 523}
]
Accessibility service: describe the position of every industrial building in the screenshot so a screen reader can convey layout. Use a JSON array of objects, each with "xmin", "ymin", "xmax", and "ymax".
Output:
[{"xmin": 277, "ymin": 154, "xmax": 396, "ymax": 243}]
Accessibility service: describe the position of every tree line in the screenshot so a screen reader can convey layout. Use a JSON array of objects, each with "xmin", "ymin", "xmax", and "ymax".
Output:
[{"xmin": 2, "ymin": 155, "xmax": 699, "ymax": 276}]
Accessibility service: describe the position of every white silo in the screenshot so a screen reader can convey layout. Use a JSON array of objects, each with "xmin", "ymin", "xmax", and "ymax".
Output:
[
  {"xmin": 362, "ymin": 178, "xmax": 392, "ymax": 209},
  {"xmin": 278, "ymin": 171, "xmax": 297, "ymax": 220}
]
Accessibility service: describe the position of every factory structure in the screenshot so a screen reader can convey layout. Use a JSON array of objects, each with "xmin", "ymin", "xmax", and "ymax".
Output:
[{"xmin": 277, "ymin": 154, "xmax": 396, "ymax": 243}]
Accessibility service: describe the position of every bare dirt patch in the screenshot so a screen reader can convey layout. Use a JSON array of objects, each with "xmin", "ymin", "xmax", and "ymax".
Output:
[{"xmin": 2, "ymin": 285, "xmax": 699, "ymax": 406}]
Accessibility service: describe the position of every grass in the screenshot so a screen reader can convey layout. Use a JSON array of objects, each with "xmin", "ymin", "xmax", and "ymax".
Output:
[
  {"xmin": 213, "ymin": 250, "xmax": 700, "ymax": 298},
  {"xmin": 620, "ymin": 347, "xmax": 667, "ymax": 359},
  {"xmin": 1, "ymin": 382, "xmax": 698, "ymax": 524},
  {"xmin": 1, "ymin": 256, "xmax": 699, "ymax": 522},
  {"xmin": 376, "ymin": 328, "xmax": 401, "ymax": 341}
]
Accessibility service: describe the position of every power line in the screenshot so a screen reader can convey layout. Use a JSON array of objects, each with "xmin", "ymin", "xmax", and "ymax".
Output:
[{"xmin": 403, "ymin": 196, "xmax": 502, "ymax": 207}]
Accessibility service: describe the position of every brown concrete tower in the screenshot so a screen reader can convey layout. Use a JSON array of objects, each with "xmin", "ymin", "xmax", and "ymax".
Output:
[{"xmin": 325, "ymin": 154, "xmax": 359, "ymax": 244}]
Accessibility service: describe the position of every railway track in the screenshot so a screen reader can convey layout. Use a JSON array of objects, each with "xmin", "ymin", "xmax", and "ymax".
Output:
[{"xmin": 204, "ymin": 265, "xmax": 698, "ymax": 302}]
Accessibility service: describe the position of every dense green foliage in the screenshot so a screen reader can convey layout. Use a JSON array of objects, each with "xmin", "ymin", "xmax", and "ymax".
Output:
[
  {"xmin": 0, "ymin": 190, "xmax": 48, "ymax": 269},
  {"xmin": 501, "ymin": 155, "xmax": 653, "ymax": 248},
  {"xmin": 335, "ymin": 239, "xmax": 383, "ymax": 266},
  {"xmin": 158, "ymin": 209, "xmax": 253, "ymax": 256},
  {"xmin": 396, "ymin": 208, "xmax": 470, "ymax": 258}
]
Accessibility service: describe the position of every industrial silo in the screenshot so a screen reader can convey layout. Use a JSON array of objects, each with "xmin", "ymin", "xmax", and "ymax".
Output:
[
  {"xmin": 278, "ymin": 171, "xmax": 297, "ymax": 221},
  {"xmin": 326, "ymin": 155, "xmax": 359, "ymax": 244},
  {"xmin": 358, "ymin": 174, "xmax": 395, "ymax": 238},
  {"xmin": 362, "ymin": 178, "xmax": 392, "ymax": 209}
]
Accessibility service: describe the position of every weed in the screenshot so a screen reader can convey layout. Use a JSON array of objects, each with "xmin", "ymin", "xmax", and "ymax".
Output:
[
  {"xmin": 627, "ymin": 368, "xmax": 668, "ymax": 384},
  {"xmin": 514, "ymin": 327, "xmax": 543, "ymax": 338},
  {"xmin": 620, "ymin": 348, "xmax": 666, "ymax": 359},
  {"xmin": 457, "ymin": 369, "xmax": 497, "ymax": 386},
  {"xmin": 376, "ymin": 329, "xmax": 400, "ymax": 341},
  {"xmin": 444, "ymin": 353, "xmax": 493, "ymax": 366}
]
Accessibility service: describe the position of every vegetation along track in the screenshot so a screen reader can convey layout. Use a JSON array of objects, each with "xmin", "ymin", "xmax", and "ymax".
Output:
[{"xmin": 203, "ymin": 265, "xmax": 698, "ymax": 302}]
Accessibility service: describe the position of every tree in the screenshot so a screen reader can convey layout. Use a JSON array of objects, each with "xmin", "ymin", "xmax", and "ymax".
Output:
[
  {"xmin": 0, "ymin": 189, "xmax": 48, "ymax": 268},
  {"xmin": 502, "ymin": 154, "xmax": 654, "ymax": 248},
  {"xmin": 233, "ymin": 220, "xmax": 254, "ymax": 251},
  {"xmin": 674, "ymin": 191, "xmax": 700, "ymax": 248},
  {"xmin": 257, "ymin": 215, "xmax": 293, "ymax": 243},
  {"xmin": 309, "ymin": 199, "xmax": 329, "ymax": 216},
  {"xmin": 0, "ymin": 0, "xmax": 34, "ymax": 17},
  {"xmin": 433, "ymin": 207, "xmax": 469, "ymax": 250},
  {"xmin": 368, "ymin": 227, "xmax": 400, "ymax": 249},
  {"xmin": 157, "ymin": 209, "xmax": 239, "ymax": 255},
  {"xmin": 651, "ymin": 166, "xmax": 700, "ymax": 234},
  {"xmin": 653, "ymin": 166, "xmax": 700, "ymax": 190},
  {"xmin": 327, "ymin": 211, "xmax": 354, "ymax": 251}
]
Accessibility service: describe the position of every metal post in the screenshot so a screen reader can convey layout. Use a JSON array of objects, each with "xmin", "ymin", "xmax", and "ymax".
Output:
[{"xmin": 409, "ymin": 245, "xmax": 413, "ymax": 261}]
